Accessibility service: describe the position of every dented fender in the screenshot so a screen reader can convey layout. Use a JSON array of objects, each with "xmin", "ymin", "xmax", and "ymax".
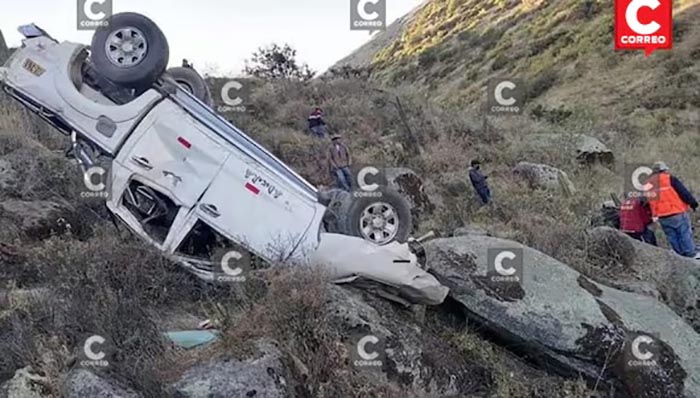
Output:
[{"xmin": 309, "ymin": 233, "xmax": 449, "ymax": 305}]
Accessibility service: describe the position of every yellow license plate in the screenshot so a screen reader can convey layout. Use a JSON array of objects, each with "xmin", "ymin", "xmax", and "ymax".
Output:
[{"xmin": 22, "ymin": 58, "xmax": 46, "ymax": 77}]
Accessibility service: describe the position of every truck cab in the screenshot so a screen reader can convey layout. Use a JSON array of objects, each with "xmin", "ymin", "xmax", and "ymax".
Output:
[{"xmin": 107, "ymin": 84, "xmax": 327, "ymax": 275}]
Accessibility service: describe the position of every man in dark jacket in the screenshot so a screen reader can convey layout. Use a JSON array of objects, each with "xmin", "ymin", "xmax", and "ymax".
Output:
[
  {"xmin": 308, "ymin": 107, "xmax": 327, "ymax": 138},
  {"xmin": 469, "ymin": 160, "xmax": 491, "ymax": 205}
]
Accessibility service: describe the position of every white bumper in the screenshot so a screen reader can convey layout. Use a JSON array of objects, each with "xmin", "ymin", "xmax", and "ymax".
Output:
[{"xmin": 309, "ymin": 233, "xmax": 449, "ymax": 305}]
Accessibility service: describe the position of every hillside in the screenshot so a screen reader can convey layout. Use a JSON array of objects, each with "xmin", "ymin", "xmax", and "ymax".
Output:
[
  {"xmin": 3, "ymin": 2, "xmax": 700, "ymax": 397},
  {"xmin": 336, "ymin": 0, "xmax": 700, "ymax": 137}
]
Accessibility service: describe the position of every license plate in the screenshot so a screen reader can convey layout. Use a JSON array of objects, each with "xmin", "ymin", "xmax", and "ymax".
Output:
[{"xmin": 22, "ymin": 58, "xmax": 46, "ymax": 77}]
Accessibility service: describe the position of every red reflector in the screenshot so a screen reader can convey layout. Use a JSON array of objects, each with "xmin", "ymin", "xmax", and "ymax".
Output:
[
  {"xmin": 245, "ymin": 182, "xmax": 260, "ymax": 195},
  {"xmin": 177, "ymin": 137, "xmax": 191, "ymax": 149}
]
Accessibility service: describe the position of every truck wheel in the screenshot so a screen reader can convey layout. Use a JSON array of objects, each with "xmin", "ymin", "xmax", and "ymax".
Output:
[
  {"xmin": 165, "ymin": 67, "xmax": 213, "ymax": 106},
  {"xmin": 91, "ymin": 13, "xmax": 169, "ymax": 90},
  {"xmin": 341, "ymin": 188, "xmax": 412, "ymax": 245}
]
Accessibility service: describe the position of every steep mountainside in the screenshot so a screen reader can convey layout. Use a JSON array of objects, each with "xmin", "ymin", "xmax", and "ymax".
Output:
[{"xmin": 335, "ymin": 0, "xmax": 700, "ymax": 137}]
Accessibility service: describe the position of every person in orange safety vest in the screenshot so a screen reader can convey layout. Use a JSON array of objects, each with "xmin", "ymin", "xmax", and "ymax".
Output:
[{"xmin": 645, "ymin": 161, "xmax": 698, "ymax": 257}]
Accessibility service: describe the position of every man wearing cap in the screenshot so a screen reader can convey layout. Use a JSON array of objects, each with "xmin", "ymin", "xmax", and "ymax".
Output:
[
  {"xmin": 469, "ymin": 160, "xmax": 491, "ymax": 205},
  {"xmin": 646, "ymin": 161, "xmax": 698, "ymax": 257},
  {"xmin": 329, "ymin": 135, "xmax": 352, "ymax": 191}
]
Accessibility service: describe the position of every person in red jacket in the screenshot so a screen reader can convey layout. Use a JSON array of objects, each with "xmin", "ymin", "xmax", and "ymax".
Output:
[{"xmin": 619, "ymin": 197, "xmax": 657, "ymax": 246}]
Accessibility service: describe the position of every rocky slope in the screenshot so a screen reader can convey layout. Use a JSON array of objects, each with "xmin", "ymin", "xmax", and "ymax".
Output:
[{"xmin": 3, "ymin": 2, "xmax": 700, "ymax": 397}]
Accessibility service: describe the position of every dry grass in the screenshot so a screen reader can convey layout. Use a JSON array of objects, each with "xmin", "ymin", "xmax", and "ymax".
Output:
[{"xmin": 1, "ymin": 2, "xmax": 698, "ymax": 392}]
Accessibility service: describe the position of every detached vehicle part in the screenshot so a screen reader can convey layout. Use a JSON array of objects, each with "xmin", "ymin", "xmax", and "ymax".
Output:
[{"xmin": 0, "ymin": 13, "xmax": 446, "ymax": 305}]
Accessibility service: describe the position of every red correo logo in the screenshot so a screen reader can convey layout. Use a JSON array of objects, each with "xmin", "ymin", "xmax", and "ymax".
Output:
[{"xmin": 615, "ymin": 0, "xmax": 672, "ymax": 56}]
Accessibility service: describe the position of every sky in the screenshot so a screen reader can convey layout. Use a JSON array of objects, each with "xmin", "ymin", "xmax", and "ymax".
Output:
[{"xmin": 0, "ymin": 0, "xmax": 423, "ymax": 75}]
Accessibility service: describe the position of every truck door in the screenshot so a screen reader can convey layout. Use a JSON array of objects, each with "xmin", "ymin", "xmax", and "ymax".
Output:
[
  {"xmin": 114, "ymin": 101, "xmax": 229, "ymax": 208},
  {"xmin": 195, "ymin": 154, "xmax": 319, "ymax": 261}
]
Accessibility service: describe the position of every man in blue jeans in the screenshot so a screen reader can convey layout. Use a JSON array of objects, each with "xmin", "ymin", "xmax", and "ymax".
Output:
[
  {"xmin": 328, "ymin": 135, "xmax": 352, "ymax": 191},
  {"xmin": 647, "ymin": 161, "xmax": 698, "ymax": 257}
]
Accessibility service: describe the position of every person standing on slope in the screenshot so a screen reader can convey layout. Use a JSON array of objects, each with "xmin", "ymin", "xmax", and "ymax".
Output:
[
  {"xmin": 308, "ymin": 107, "xmax": 328, "ymax": 138},
  {"xmin": 469, "ymin": 160, "xmax": 491, "ymax": 205},
  {"xmin": 646, "ymin": 161, "xmax": 698, "ymax": 257},
  {"xmin": 329, "ymin": 135, "xmax": 352, "ymax": 191}
]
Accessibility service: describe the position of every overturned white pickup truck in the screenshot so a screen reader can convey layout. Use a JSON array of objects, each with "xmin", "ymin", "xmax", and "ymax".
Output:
[{"xmin": 0, "ymin": 13, "xmax": 447, "ymax": 305}]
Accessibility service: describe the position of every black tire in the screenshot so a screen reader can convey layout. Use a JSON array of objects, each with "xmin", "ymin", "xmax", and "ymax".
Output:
[
  {"xmin": 339, "ymin": 188, "xmax": 412, "ymax": 245},
  {"xmin": 322, "ymin": 188, "xmax": 352, "ymax": 234},
  {"xmin": 91, "ymin": 13, "xmax": 169, "ymax": 90},
  {"xmin": 165, "ymin": 67, "xmax": 213, "ymax": 106}
]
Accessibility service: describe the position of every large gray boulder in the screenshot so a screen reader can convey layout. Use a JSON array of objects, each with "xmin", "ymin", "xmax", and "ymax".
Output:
[
  {"xmin": 587, "ymin": 226, "xmax": 700, "ymax": 330},
  {"xmin": 172, "ymin": 339, "xmax": 292, "ymax": 398},
  {"xmin": 62, "ymin": 369, "xmax": 139, "ymax": 398},
  {"xmin": 512, "ymin": 162, "xmax": 576, "ymax": 196},
  {"xmin": 425, "ymin": 234, "xmax": 700, "ymax": 398},
  {"xmin": 528, "ymin": 134, "xmax": 614, "ymax": 165},
  {"xmin": 576, "ymin": 135, "xmax": 614, "ymax": 164}
]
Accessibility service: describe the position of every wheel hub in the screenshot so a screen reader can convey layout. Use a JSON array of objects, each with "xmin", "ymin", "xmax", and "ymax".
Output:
[
  {"xmin": 372, "ymin": 217, "xmax": 385, "ymax": 229},
  {"xmin": 105, "ymin": 27, "xmax": 148, "ymax": 67},
  {"xmin": 359, "ymin": 202, "xmax": 399, "ymax": 245}
]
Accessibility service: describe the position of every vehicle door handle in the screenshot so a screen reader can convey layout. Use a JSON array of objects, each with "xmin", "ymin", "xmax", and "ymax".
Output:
[
  {"xmin": 131, "ymin": 156, "xmax": 153, "ymax": 170},
  {"xmin": 200, "ymin": 204, "xmax": 221, "ymax": 218},
  {"xmin": 162, "ymin": 170, "xmax": 182, "ymax": 185}
]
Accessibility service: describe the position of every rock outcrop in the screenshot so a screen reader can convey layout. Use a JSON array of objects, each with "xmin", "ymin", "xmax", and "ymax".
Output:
[
  {"xmin": 512, "ymin": 162, "xmax": 576, "ymax": 196},
  {"xmin": 524, "ymin": 134, "xmax": 614, "ymax": 165},
  {"xmin": 0, "ymin": 367, "xmax": 47, "ymax": 398},
  {"xmin": 425, "ymin": 234, "xmax": 700, "ymax": 397},
  {"xmin": 325, "ymin": 285, "xmax": 482, "ymax": 397},
  {"xmin": 62, "ymin": 369, "xmax": 139, "ymax": 398},
  {"xmin": 587, "ymin": 226, "xmax": 700, "ymax": 330},
  {"xmin": 172, "ymin": 339, "xmax": 293, "ymax": 398}
]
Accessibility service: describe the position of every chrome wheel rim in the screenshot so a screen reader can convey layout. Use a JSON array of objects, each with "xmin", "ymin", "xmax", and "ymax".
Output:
[
  {"xmin": 359, "ymin": 202, "xmax": 399, "ymax": 245},
  {"xmin": 105, "ymin": 27, "xmax": 148, "ymax": 67}
]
